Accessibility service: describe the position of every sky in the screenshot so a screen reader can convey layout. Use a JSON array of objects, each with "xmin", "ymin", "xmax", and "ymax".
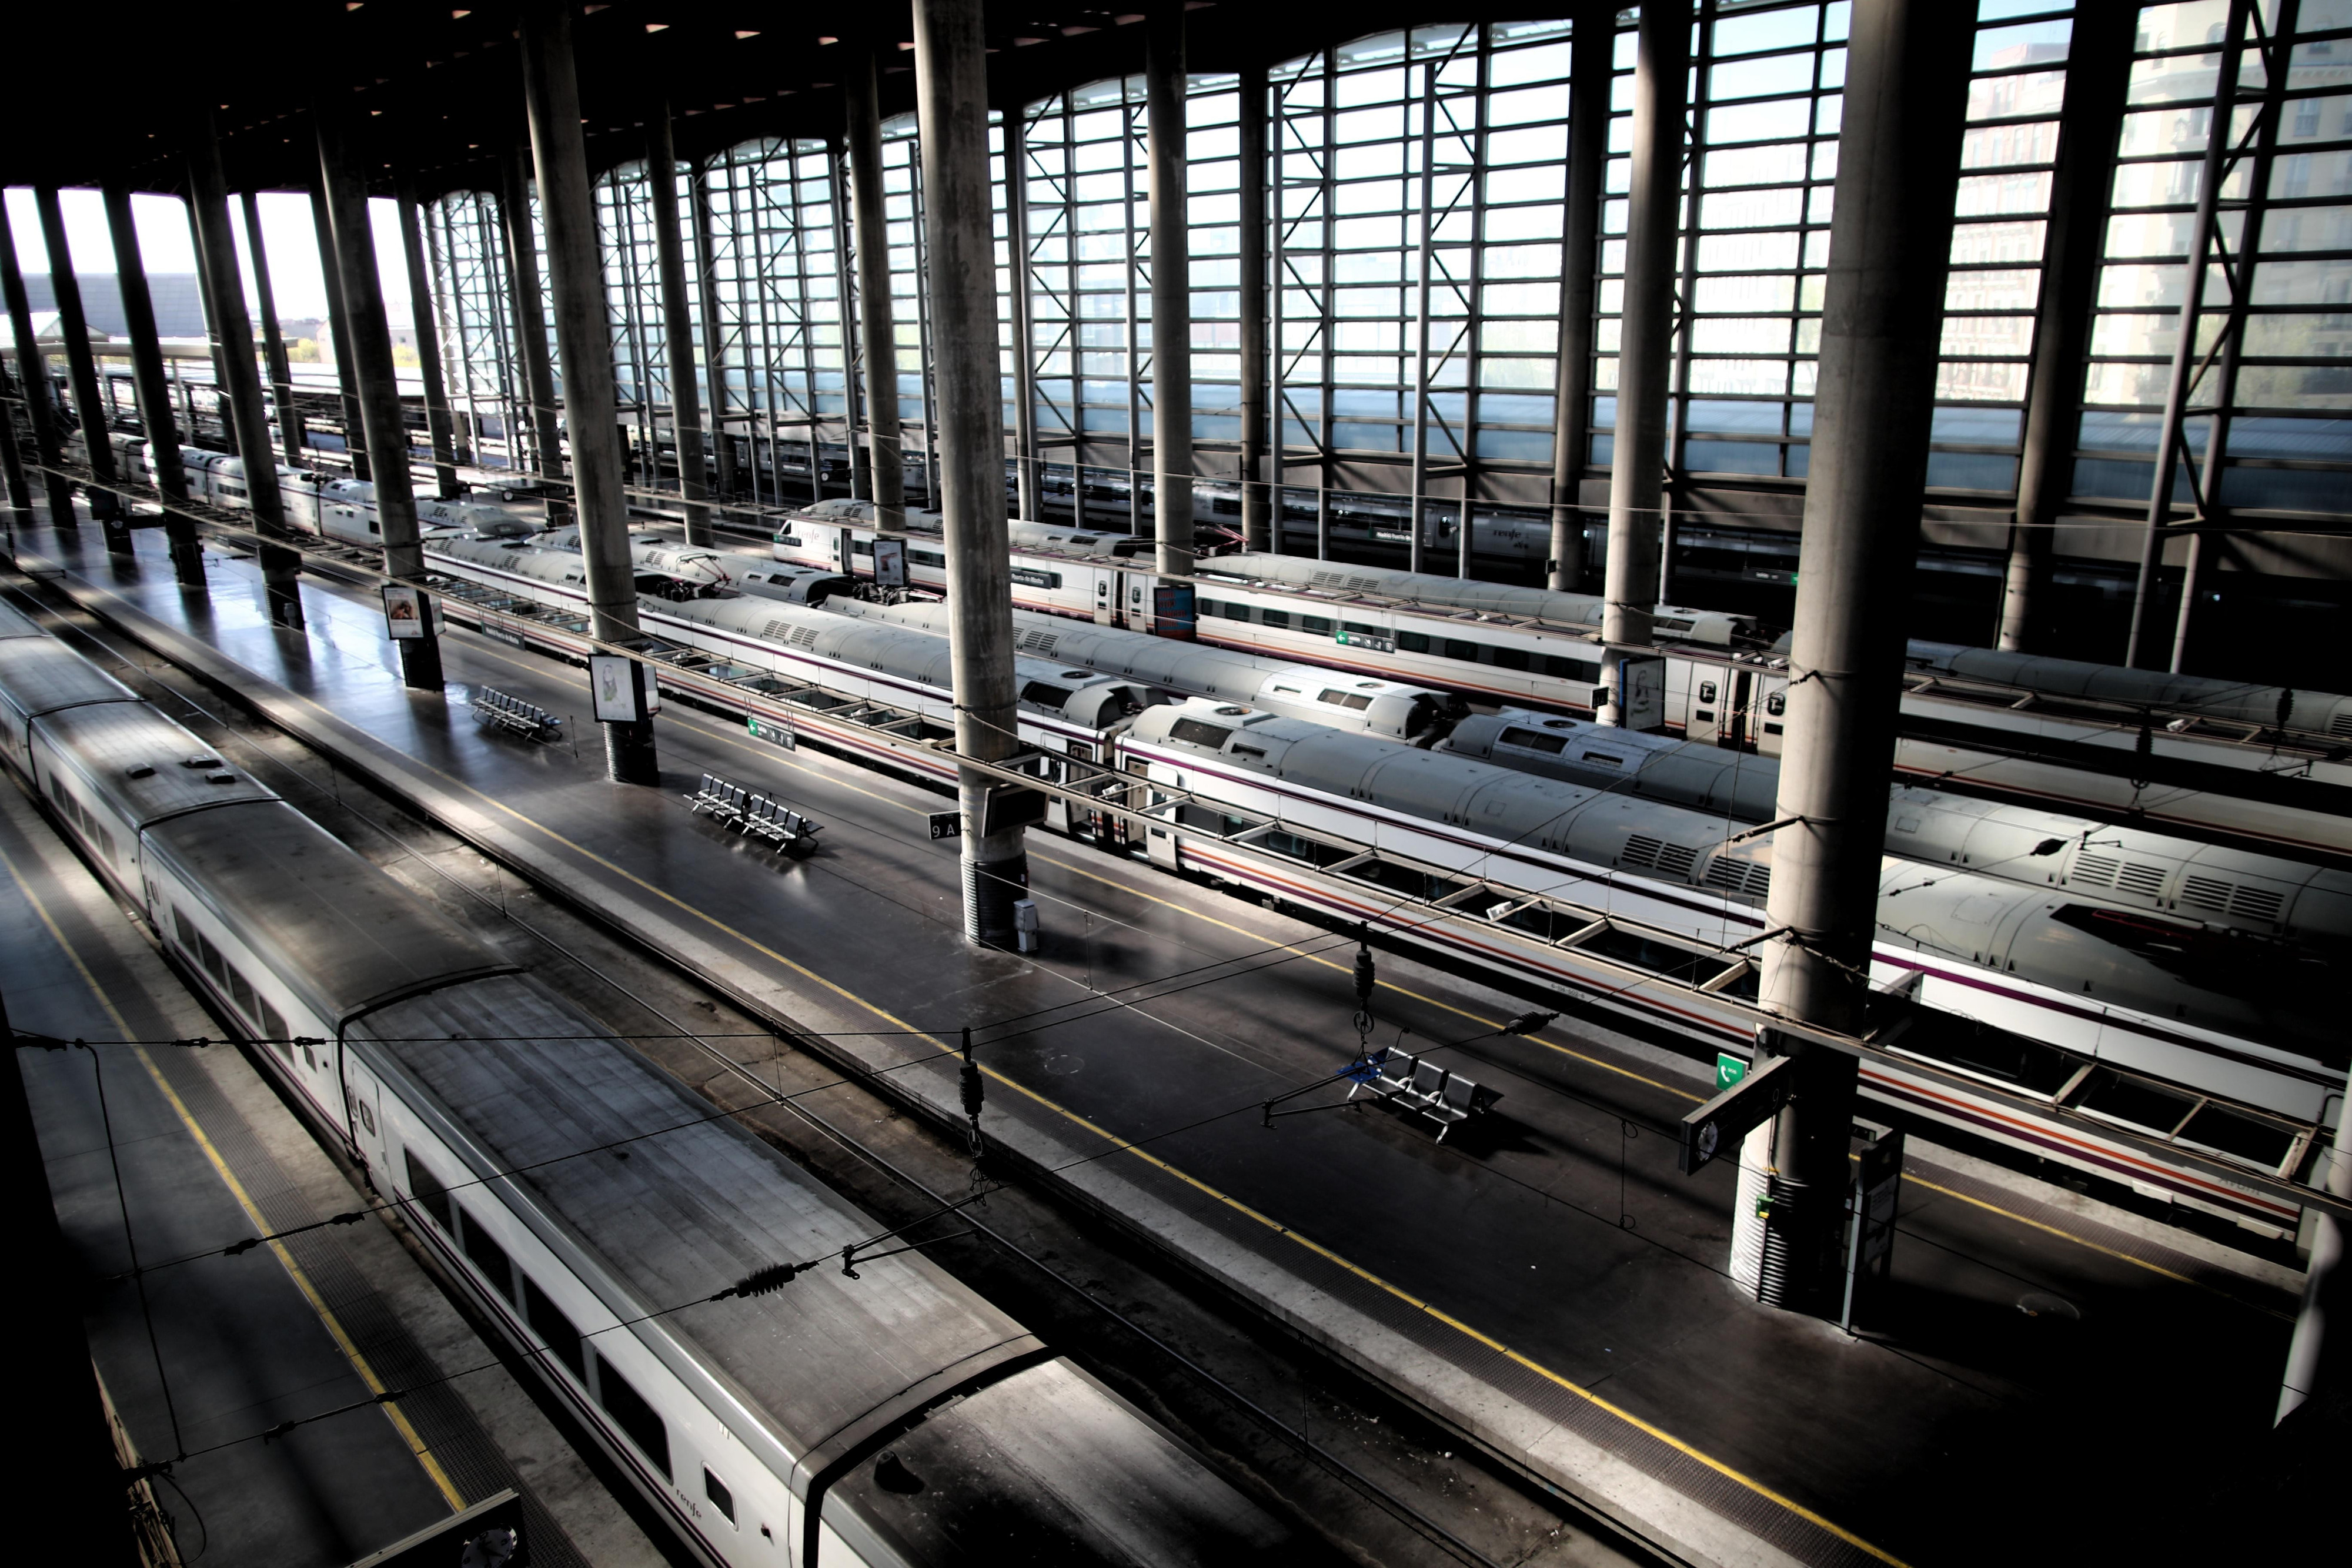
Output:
[{"xmin": 4, "ymin": 185, "xmax": 413, "ymax": 328}]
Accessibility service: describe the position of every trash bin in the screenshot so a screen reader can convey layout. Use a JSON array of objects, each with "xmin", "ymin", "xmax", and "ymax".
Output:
[{"xmin": 1012, "ymin": 898, "xmax": 1040, "ymax": 955}]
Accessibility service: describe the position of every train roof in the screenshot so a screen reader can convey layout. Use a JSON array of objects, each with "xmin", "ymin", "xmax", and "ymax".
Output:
[
  {"xmin": 0, "ymin": 636, "xmax": 141, "ymax": 721},
  {"xmin": 0, "ymin": 598, "xmax": 43, "ymax": 639},
  {"xmin": 36, "ymin": 703, "xmax": 282, "ymax": 828},
  {"xmin": 352, "ymin": 972, "xmax": 1037, "ymax": 1467},
  {"xmin": 142, "ymin": 800, "xmax": 508, "ymax": 1025}
]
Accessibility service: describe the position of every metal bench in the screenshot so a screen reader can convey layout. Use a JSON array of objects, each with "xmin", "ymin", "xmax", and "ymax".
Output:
[
  {"xmin": 470, "ymin": 687, "xmax": 562, "ymax": 741},
  {"xmin": 684, "ymin": 772, "xmax": 821, "ymax": 855},
  {"xmin": 1347, "ymin": 1049, "xmax": 1496, "ymax": 1142}
]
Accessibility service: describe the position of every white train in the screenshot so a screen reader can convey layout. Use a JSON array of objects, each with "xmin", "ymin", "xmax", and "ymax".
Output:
[
  {"xmin": 153, "ymin": 441, "xmax": 534, "ymax": 543},
  {"xmin": 1445, "ymin": 712, "xmax": 2352, "ymax": 948},
  {"xmin": 0, "ymin": 595, "xmax": 1293, "ymax": 1568}
]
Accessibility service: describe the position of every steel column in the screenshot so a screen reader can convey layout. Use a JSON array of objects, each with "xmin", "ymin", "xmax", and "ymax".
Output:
[
  {"xmin": 0, "ymin": 202, "xmax": 76, "ymax": 529},
  {"xmin": 240, "ymin": 191, "xmax": 306, "ymax": 467},
  {"xmin": 914, "ymin": 0, "xmax": 1028, "ymax": 947},
  {"xmin": 1236, "ymin": 62, "xmax": 1270, "ymax": 552},
  {"xmin": 189, "ymin": 116, "xmax": 303, "ymax": 626},
  {"xmin": 395, "ymin": 178, "xmax": 462, "ymax": 500},
  {"xmin": 1005, "ymin": 115, "xmax": 1041, "ymax": 524},
  {"xmin": 1549, "ymin": 11, "xmax": 1616, "ymax": 591},
  {"xmin": 1601, "ymin": 0, "xmax": 1688, "ymax": 678},
  {"xmin": 647, "ymin": 111, "xmax": 712, "ymax": 545},
  {"xmin": 308, "ymin": 184, "xmax": 369, "ymax": 480},
  {"xmin": 32, "ymin": 186, "xmax": 128, "ymax": 551},
  {"xmin": 2002, "ymin": 0, "xmax": 2134, "ymax": 653},
  {"xmin": 521, "ymin": 0, "xmax": 653, "ymax": 783},
  {"xmin": 1736, "ymin": 0, "xmax": 1972, "ymax": 1316},
  {"xmin": 318, "ymin": 106, "xmax": 442, "ymax": 690},
  {"xmin": 0, "ymin": 380, "xmax": 25, "ymax": 563},
  {"xmin": 2278, "ymin": 1064, "xmax": 2352, "ymax": 1423},
  {"xmin": 845, "ymin": 51, "xmax": 906, "ymax": 530},
  {"xmin": 1408, "ymin": 54, "xmax": 1436, "ymax": 576},
  {"xmin": 102, "ymin": 183, "xmax": 199, "ymax": 584},
  {"xmin": 500, "ymin": 138, "xmax": 564, "ymax": 487},
  {"xmin": 690, "ymin": 161, "xmax": 740, "ymax": 502},
  {"xmin": 2126, "ymin": 0, "xmax": 2251, "ymax": 671},
  {"xmin": 1145, "ymin": 0, "xmax": 1194, "ymax": 575}
]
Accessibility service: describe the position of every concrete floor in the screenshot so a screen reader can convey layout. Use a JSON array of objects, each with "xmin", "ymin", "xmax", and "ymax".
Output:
[
  {"xmin": 15, "ymin": 520, "xmax": 2312, "ymax": 1568},
  {"xmin": 0, "ymin": 741, "xmax": 665, "ymax": 1567}
]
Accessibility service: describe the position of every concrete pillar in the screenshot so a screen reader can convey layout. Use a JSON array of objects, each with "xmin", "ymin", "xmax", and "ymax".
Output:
[
  {"xmin": 689, "ymin": 162, "xmax": 740, "ymax": 502},
  {"xmin": 318, "ymin": 108, "xmax": 443, "ymax": 691},
  {"xmin": 1549, "ymin": 13, "xmax": 1614, "ymax": 594},
  {"xmin": 307, "ymin": 184, "xmax": 370, "ymax": 481},
  {"xmin": 32, "ymin": 188, "xmax": 129, "ymax": 553},
  {"xmin": 2002, "ymin": 0, "xmax": 2133, "ymax": 653},
  {"xmin": 102, "ymin": 183, "xmax": 203, "ymax": 586},
  {"xmin": 2278, "ymin": 1068, "xmax": 2352, "ymax": 1423},
  {"xmin": 396, "ymin": 177, "xmax": 462, "ymax": 500},
  {"xmin": 0, "ymin": 371, "xmax": 28, "ymax": 560},
  {"xmin": 914, "ymin": 0, "xmax": 1028, "ymax": 947},
  {"xmin": 844, "ymin": 51, "xmax": 907, "ymax": 531},
  {"xmin": 520, "ymin": 0, "xmax": 654, "ymax": 784},
  {"xmin": 189, "ymin": 115, "xmax": 305, "ymax": 627},
  {"xmin": 1145, "ymin": 0, "xmax": 1194, "ymax": 576},
  {"xmin": 0, "ymin": 202, "xmax": 78, "ymax": 530},
  {"xmin": 1236, "ymin": 62, "xmax": 1270, "ymax": 553},
  {"xmin": 241, "ymin": 192, "xmax": 307, "ymax": 468},
  {"xmin": 1004, "ymin": 116, "xmax": 1041, "ymax": 523},
  {"xmin": 647, "ymin": 112, "xmax": 712, "ymax": 546},
  {"xmin": 1733, "ymin": 0, "xmax": 1972, "ymax": 1315},
  {"xmin": 1601, "ymin": 0, "xmax": 1687, "ymax": 677},
  {"xmin": 500, "ymin": 139, "xmax": 564, "ymax": 486}
]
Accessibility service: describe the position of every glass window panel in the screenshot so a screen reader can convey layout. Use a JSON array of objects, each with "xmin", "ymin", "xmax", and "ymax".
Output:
[
  {"xmin": 1955, "ymin": 171, "xmax": 2054, "ymax": 215},
  {"xmin": 1946, "ymin": 268, "xmax": 2042, "ymax": 310},
  {"xmin": 2260, "ymin": 205, "xmax": 2352, "ymax": 252},
  {"xmin": 1700, "ymin": 188, "xmax": 1806, "ymax": 229},
  {"xmin": 1683, "ymin": 439, "xmax": 1782, "ymax": 474},
  {"xmin": 1687, "ymin": 360, "xmax": 1790, "ymax": 396},
  {"xmin": 1695, "ymin": 274, "xmax": 1798, "ymax": 313},
  {"xmin": 1489, "ymin": 125, "xmax": 1570, "ymax": 165},
  {"xmin": 1705, "ymin": 143, "xmax": 1812, "ymax": 186},
  {"xmin": 1713, "ymin": 8, "xmax": 1822, "ymax": 58},
  {"xmin": 1708, "ymin": 98, "xmax": 1816, "ymax": 145},
  {"xmin": 1696, "ymin": 232, "xmax": 1803, "ymax": 272},
  {"xmin": 1489, "ymin": 85, "xmax": 1570, "ymax": 126},
  {"xmin": 1710, "ymin": 55, "xmax": 1820, "ymax": 103}
]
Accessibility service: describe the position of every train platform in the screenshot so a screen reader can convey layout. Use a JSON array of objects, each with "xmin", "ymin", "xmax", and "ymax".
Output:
[
  {"xmin": 0, "ymin": 718, "xmax": 663, "ymax": 1566},
  {"xmin": 14, "ymin": 523, "xmax": 2313, "ymax": 1568}
]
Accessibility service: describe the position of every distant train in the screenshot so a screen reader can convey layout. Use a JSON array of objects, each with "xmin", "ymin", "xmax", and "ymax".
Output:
[{"xmin": 0, "ymin": 594, "xmax": 1294, "ymax": 1568}]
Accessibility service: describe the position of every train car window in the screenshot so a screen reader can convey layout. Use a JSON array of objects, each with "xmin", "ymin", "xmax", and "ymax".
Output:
[
  {"xmin": 1318, "ymin": 690, "xmax": 1374, "ymax": 711},
  {"xmin": 1499, "ymin": 727, "xmax": 1569, "ymax": 754},
  {"xmin": 1301, "ymin": 616, "xmax": 1334, "ymax": 637},
  {"xmin": 227, "ymin": 967, "xmax": 258, "ymax": 1022},
  {"xmin": 522, "ymin": 1275, "xmax": 588, "ymax": 1383},
  {"xmin": 196, "ymin": 931, "xmax": 228, "ymax": 986},
  {"xmin": 1544, "ymin": 656, "xmax": 1601, "ymax": 683},
  {"xmin": 1168, "ymin": 718, "xmax": 1236, "ymax": 748},
  {"xmin": 776, "ymin": 533, "xmax": 802, "ymax": 547},
  {"xmin": 1221, "ymin": 601, "xmax": 1252, "ymax": 621},
  {"xmin": 594, "ymin": 1355, "xmax": 673, "ymax": 1480},
  {"xmin": 910, "ymin": 548, "xmax": 945, "ymax": 567},
  {"xmin": 96, "ymin": 823, "xmax": 117, "ymax": 864},
  {"xmin": 458, "ymin": 1207, "xmax": 518, "ymax": 1302},
  {"xmin": 1443, "ymin": 639, "xmax": 1479, "ymax": 663},
  {"xmin": 173, "ymin": 905, "xmax": 198, "ymax": 951},
  {"xmin": 851, "ymin": 540, "xmax": 873, "ymax": 557},
  {"xmin": 1398, "ymin": 630, "xmax": 1431, "ymax": 654},
  {"xmin": 1491, "ymin": 646, "xmax": 1531, "ymax": 673},
  {"xmin": 1261, "ymin": 609, "xmax": 1291, "ymax": 630},
  {"xmin": 404, "ymin": 1151, "xmax": 455, "ymax": 1232},
  {"xmin": 259, "ymin": 999, "xmax": 287, "ymax": 1045},
  {"xmin": 704, "ymin": 1468, "xmax": 737, "ymax": 1526}
]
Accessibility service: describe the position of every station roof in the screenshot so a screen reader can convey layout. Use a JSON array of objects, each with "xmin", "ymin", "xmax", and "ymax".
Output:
[{"xmin": 5, "ymin": 0, "xmax": 1503, "ymax": 200}]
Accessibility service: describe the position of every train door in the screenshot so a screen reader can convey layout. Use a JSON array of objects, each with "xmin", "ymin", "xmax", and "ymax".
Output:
[
  {"xmin": 1096, "ymin": 573, "xmax": 1117, "ymax": 626},
  {"xmin": 343, "ymin": 1062, "xmax": 388, "ymax": 1184},
  {"xmin": 1721, "ymin": 671, "xmax": 1753, "ymax": 750},
  {"xmin": 831, "ymin": 527, "xmax": 853, "ymax": 577},
  {"xmin": 1756, "ymin": 677, "xmax": 1789, "ymax": 756}
]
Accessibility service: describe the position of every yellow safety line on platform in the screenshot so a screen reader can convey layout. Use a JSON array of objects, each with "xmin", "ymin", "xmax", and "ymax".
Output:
[
  {"xmin": 0, "ymin": 835, "xmax": 468, "ymax": 1512},
  {"xmin": 187, "ymin": 657, "xmax": 1905, "ymax": 1567}
]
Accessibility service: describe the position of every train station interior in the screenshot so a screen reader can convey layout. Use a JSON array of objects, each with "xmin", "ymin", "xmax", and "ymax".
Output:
[{"xmin": 4, "ymin": 3, "xmax": 2348, "ymax": 1565}]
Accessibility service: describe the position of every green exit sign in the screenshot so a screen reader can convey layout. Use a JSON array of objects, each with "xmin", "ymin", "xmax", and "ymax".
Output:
[{"xmin": 1716, "ymin": 1052, "xmax": 1749, "ymax": 1093}]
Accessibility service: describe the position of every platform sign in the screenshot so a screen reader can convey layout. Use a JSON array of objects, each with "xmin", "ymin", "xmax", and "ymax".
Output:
[
  {"xmin": 589, "ymin": 655, "xmax": 654, "ymax": 723},
  {"xmin": 928, "ymin": 811, "xmax": 962, "ymax": 841},
  {"xmin": 873, "ymin": 537, "xmax": 908, "ymax": 590},
  {"xmin": 1152, "ymin": 581, "xmax": 1197, "ymax": 641},
  {"xmin": 747, "ymin": 716, "xmax": 797, "ymax": 751},
  {"xmin": 1677, "ymin": 1051, "xmax": 1793, "ymax": 1175},
  {"xmin": 1840, "ymin": 1129, "xmax": 1907, "ymax": 1335},
  {"xmin": 382, "ymin": 583, "xmax": 439, "ymax": 641},
  {"xmin": 1715, "ymin": 1052, "xmax": 1749, "ymax": 1093},
  {"xmin": 1615, "ymin": 653, "xmax": 1668, "ymax": 732}
]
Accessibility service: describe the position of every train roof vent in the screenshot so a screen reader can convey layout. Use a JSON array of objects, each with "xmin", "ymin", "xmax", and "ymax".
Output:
[
  {"xmin": 1703, "ymin": 858, "xmax": 1748, "ymax": 894},
  {"xmin": 2116, "ymin": 862, "xmax": 2166, "ymax": 898},
  {"xmin": 1018, "ymin": 630, "xmax": 1060, "ymax": 656},
  {"xmin": 762, "ymin": 620, "xmax": 793, "ymax": 641},
  {"xmin": 1745, "ymin": 864, "xmax": 1771, "ymax": 898},
  {"xmin": 789, "ymin": 627, "xmax": 819, "ymax": 648},
  {"xmin": 2072, "ymin": 852, "xmax": 2119, "ymax": 888},
  {"xmin": 2230, "ymin": 885, "xmax": 2284, "ymax": 922},
  {"xmin": 2180, "ymin": 875, "xmax": 2233, "ymax": 912},
  {"xmin": 1655, "ymin": 842, "xmax": 1699, "ymax": 880},
  {"xmin": 1621, "ymin": 834, "xmax": 1664, "ymax": 870}
]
